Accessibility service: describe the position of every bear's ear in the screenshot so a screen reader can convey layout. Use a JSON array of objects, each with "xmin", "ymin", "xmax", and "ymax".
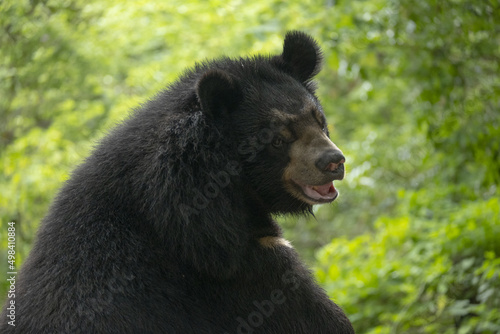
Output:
[
  {"xmin": 196, "ymin": 70, "xmax": 242, "ymax": 118},
  {"xmin": 273, "ymin": 31, "xmax": 323, "ymax": 83}
]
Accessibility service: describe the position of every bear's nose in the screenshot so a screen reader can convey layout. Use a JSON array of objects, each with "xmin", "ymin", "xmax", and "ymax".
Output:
[{"xmin": 315, "ymin": 150, "xmax": 345, "ymax": 172}]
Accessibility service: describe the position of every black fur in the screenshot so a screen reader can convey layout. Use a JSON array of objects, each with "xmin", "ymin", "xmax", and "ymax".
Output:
[{"xmin": 1, "ymin": 31, "xmax": 354, "ymax": 334}]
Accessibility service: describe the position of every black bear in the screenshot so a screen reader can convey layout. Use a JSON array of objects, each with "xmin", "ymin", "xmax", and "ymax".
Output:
[{"xmin": 1, "ymin": 31, "xmax": 354, "ymax": 333}]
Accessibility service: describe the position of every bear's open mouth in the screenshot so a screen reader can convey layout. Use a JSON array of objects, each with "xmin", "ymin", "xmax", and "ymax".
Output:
[{"xmin": 292, "ymin": 180, "xmax": 338, "ymax": 204}]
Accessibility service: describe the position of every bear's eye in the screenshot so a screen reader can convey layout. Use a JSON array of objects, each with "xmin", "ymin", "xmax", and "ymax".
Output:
[{"xmin": 272, "ymin": 136, "xmax": 283, "ymax": 148}]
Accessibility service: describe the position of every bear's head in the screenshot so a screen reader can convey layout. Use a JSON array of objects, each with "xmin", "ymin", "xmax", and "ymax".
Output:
[{"xmin": 195, "ymin": 31, "xmax": 345, "ymax": 215}]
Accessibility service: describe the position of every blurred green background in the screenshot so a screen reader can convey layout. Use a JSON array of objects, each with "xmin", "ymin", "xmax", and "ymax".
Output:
[{"xmin": 1, "ymin": 0, "xmax": 499, "ymax": 332}]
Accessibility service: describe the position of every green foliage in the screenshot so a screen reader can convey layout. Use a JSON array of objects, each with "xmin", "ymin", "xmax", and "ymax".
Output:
[
  {"xmin": 317, "ymin": 196, "xmax": 500, "ymax": 333},
  {"xmin": 308, "ymin": 1, "xmax": 500, "ymax": 332},
  {"xmin": 1, "ymin": 0, "xmax": 499, "ymax": 332}
]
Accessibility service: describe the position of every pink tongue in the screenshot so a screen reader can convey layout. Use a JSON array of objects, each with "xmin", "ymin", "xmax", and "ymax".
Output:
[{"xmin": 313, "ymin": 182, "xmax": 336, "ymax": 196}]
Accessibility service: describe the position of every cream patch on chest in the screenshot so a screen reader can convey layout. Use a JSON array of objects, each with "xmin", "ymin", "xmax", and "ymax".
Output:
[{"xmin": 259, "ymin": 236, "xmax": 293, "ymax": 249}]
